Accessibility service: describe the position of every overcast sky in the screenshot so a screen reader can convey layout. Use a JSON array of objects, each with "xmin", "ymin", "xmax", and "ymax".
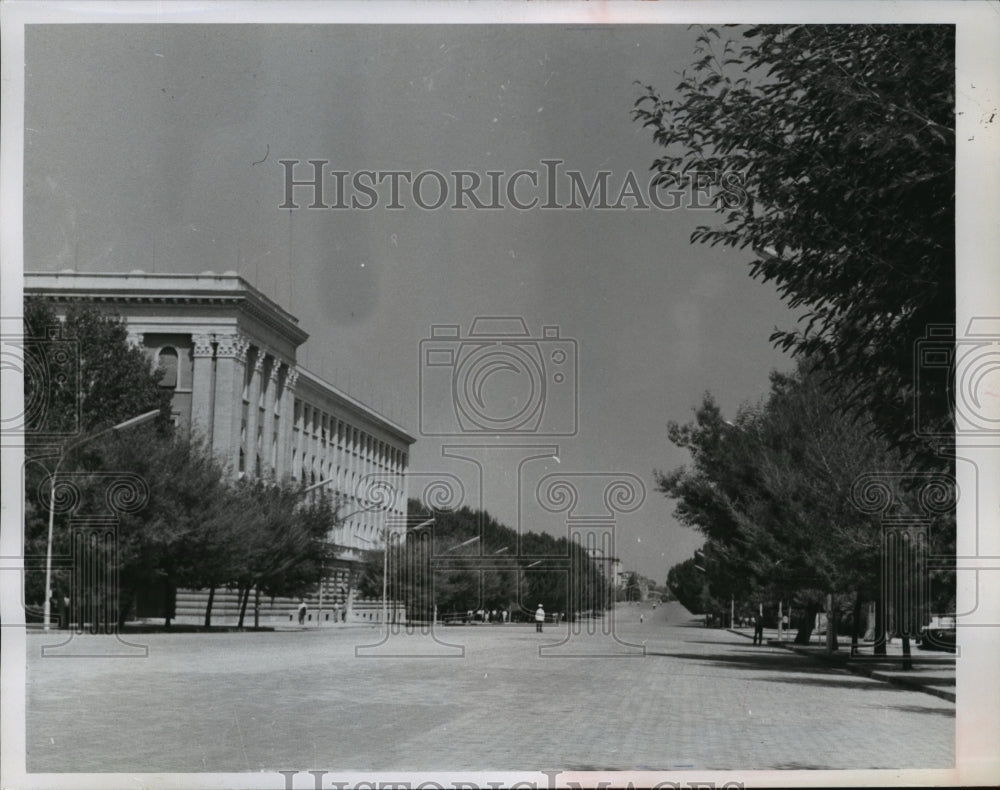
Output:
[{"xmin": 23, "ymin": 23, "xmax": 801, "ymax": 579}]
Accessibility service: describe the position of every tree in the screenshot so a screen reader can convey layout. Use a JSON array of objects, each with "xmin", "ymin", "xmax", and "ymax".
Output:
[
  {"xmin": 23, "ymin": 298, "xmax": 175, "ymax": 620},
  {"xmin": 79, "ymin": 429, "xmax": 233, "ymax": 627},
  {"xmin": 634, "ymin": 25, "xmax": 955, "ymax": 471},
  {"xmin": 666, "ymin": 556, "xmax": 708, "ymax": 614},
  {"xmin": 226, "ymin": 479, "xmax": 336, "ymax": 628},
  {"xmin": 24, "ymin": 298, "xmax": 173, "ymax": 439},
  {"xmin": 355, "ymin": 501, "xmax": 609, "ymax": 622},
  {"xmin": 656, "ymin": 360, "xmax": 953, "ymax": 647}
]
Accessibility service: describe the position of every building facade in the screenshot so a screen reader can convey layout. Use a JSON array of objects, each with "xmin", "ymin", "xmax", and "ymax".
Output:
[{"xmin": 26, "ymin": 270, "xmax": 415, "ymax": 623}]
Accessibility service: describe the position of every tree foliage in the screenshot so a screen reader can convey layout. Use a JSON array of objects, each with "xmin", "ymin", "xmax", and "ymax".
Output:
[
  {"xmin": 356, "ymin": 501, "xmax": 612, "ymax": 621},
  {"xmin": 22, "ymin": 298, "xmax": 335, "ymax": 627},
  {"xmin": 23, "ymin": 297, "xmax": 174, "ymax": 439},
  {"xmin": 634, "ymin": 25, "xmax": 955, "ymax": 470},
  {"xmin": 658, "ymin": 360, "xmax": 955, "ymax": 639}
]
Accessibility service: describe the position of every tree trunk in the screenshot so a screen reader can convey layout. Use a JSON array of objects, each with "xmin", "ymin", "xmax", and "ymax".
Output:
[
  {"xmin": 825, "ymin": 593, "xmax": 838, "ymax": 652},
  {"xmin": 204, "ymin": 585, "xmax": 215, "ymax": 628},
  {"xmin": 851, "ymin": 592, "xmax": 862, "ymax": 655},
  {"xmin": 237, "ymin": 585, "xmax": 250, "ymax": 629},
  {"xmin": 163, "ymin": 578, "xmax": 175, "ymax": 629},
  {"xmin": 253, "ymin": 588, "xmax": 261, "ymax": 630},
  {"xmin": 794, "ymin": 602, "xmax": 819, "ymax": 644},
  {"xmin": 874, "ymin": 596, "xmax": 887, "ymax": 656},
  {"xmin": 117, "ymin": 585, "xmax": 133, "ymax": 631}
]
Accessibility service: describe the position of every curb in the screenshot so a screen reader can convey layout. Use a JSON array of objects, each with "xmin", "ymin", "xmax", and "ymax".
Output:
[{"xmin": 726, "ymin": 628, "xmax": 956, "ymax": 703}]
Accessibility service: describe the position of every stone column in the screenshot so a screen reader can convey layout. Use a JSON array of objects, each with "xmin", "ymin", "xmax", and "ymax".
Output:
[
  {"xmin": 346, "ymin": 427, "xmax": 358, "ymax": 534},
  {"xmin": 190, "ymin": 333, "xmax": 215, "ymax": 443},
  {"xmin": 276, "ymin": 366, "xmax": 297, "ymax": 480},
  {"xmin": 395, "ymin": 448, "xmax": 406, "ymax": 523},
  {"xmin": 333, "ymin": 419, "xmax": 343, "ymax": 493},
  {"xmin": 212, "ymin": 332, "xmax": 249, "ymax": 473},
  {"xmin": 261, "ymin": 358, "xmax": 279, "ymax": 476},
  {"xmin": 244, "ymin": 349, "xmax": 264, "ymax": 477},
  {"xmin": 292, "ymin": 389, "xmax": 305, "ymax": 481}
]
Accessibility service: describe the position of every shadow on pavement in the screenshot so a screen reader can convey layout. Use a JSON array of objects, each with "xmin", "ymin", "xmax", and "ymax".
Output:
[
  {"xmin": 650, "ymin": 650, "xmax": 920, "ymax": 692},
  {"xmin": 650, "ymin": 650, "xmax": 856, "ymax": 675},
  {"xmin": 681, "ymin": 639, "xmax": 773, "ymax": 647},
  {"xmin": 749, "ymin": 673, "xmax": 918, "ymax": 693},
  {"xmin": 860, "ymin": 703, "xmax": 954, "ymax": 717}
]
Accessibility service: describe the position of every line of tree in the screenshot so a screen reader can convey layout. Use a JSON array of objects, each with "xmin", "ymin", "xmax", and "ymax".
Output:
[
  {"xmin": 634, "ymin": 24, "xmax": 954, "ymax": 471},
  {"xmin": 23, "ymin": 297, "xmax": 335, "ymax": 629},
  {"xmin": 661, "ymin": 361, "xmax": 955, "ymax": 651},
  {"xmin": 637, "ymin": 25, "xmax": 956, "ymax": 658},
  {"xmin": 354, "ymin": 501, "xmax": 614, "ymax": 622}
]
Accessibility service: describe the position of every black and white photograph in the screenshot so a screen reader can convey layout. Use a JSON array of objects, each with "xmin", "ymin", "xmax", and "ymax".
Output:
[{"xmin": 2, "ymin": 1, "xmax": 999, "ymax": 788}]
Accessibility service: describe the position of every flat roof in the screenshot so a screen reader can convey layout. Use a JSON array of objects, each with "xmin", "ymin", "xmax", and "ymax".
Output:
[
  {"xmin": 296, "ymin": 367, "xmax": 415, "ymax": 446},
  {"xmin": 24, "ymin": 270, "xmax": 416, "ymax": 445}
]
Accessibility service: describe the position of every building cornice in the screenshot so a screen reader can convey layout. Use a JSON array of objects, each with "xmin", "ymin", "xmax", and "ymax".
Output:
[
  {"xmin": 24, "ymin": 271, "xmax": 309, "ymax": 348},
  {"xmin": 296, "ymin": 367, "xmax": 415, "ymax": 446}
]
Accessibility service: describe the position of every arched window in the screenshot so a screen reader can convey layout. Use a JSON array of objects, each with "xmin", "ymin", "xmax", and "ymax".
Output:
[{"xmin": 158, "ymin": 347, "xmax": 178, "ymax": 388}]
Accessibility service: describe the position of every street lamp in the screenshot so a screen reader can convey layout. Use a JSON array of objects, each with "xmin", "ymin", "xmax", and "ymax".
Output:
[
  {"xmin": 298, "ymin": 479, "xmax": 389, "ymax": 627},
  {"xmin": 443, "ymin": 535, "xmax": 479, "ymax": 554},
  {"xmin": 431, "ymin": 535, "xmax": 483, "ymax": 625},
  {"xmin": 295, "ymin": 478, "xmax": 335, "ymax": 626},
  {"xmin": 43, "ymin": 409, "xmax": 161, "ymax": 630},
  {"xmin": 693, "ymin": 549, "xmax": 734, "ymax": 628},
  {"xmin": 385, "ymin": 518, "xmax": 434, "ymax": 627}
]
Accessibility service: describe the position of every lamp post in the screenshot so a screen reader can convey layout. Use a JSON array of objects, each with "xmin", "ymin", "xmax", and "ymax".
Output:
[
  {"xmin": 443, "ymin": 535, "xmax": 479, "ymax": 553},
  {"xmin": 432, "ymin": 535, "xmax": 480, "ymax": 625},
  {"xmin": 43, "ymin": 409, "xmax": 161, "ymax": 631},
  {"xmin": 385, "ymin": 517, "xmax": 435, "ymax": 627},
  {"xmin": 298, "ymin": 479, "xmax": 385, "ymax": 627},
  {"xmin": 298, "ymin": 477, "xmax": 335, "ymax": 626}
]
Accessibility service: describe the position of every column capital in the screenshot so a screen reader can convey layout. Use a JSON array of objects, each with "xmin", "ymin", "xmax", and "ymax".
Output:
[
  {"xmin": 253, "ymin": 351, "xmax": 267, "ymax": 373},
  {"xmin": 126, "ymin": 331, "xmax": 144, "ymax": 348},
  {"xmin": 192, "ymin": 333, "xmax": 215, "ymax": 358},
  {"xmin": 285, "ymin": 367, "xmax": 300, "ymax": 389},
  {"xmin": 215, "ymin": 332, "xmax": 250, "ymax": 362}
]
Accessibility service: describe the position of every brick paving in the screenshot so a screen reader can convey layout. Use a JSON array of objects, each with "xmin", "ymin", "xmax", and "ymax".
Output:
[{"xmin": 26, "ymin": 602, "xmax": 953, "ymax": 772}]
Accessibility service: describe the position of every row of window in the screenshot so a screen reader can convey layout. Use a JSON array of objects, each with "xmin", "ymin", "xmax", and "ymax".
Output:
[{"xmin": 290, "ymin": 399, "xmax": 406, "ymax": 538}]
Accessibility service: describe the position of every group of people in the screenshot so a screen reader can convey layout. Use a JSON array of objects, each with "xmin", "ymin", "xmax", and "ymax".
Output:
[
  {"xmin": 295, "ymin": 601, "xmax": 563, "ymax": 630},
  {"xmin": 467, "ymin": 608, "xmax": 510, "ymax": 624},
  {"xmin": 459, "ymin": 604, "xmax": 561, "ymax": 631}
]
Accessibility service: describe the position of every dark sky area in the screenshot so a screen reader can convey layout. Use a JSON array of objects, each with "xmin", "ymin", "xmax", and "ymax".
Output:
[{"xmin": 23, "ymin": 23, "xmax": 804, "ymax": 578}]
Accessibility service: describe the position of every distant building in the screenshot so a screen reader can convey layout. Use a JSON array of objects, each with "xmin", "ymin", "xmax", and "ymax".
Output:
[{"xmin": 26, "ymin": 270, "xmax": 415, "ymax": 624}]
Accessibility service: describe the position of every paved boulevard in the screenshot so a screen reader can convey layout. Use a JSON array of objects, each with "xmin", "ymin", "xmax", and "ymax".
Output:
[{"xmin": 26, "ymin": 601, "xmax": 953, "ymax": 772}]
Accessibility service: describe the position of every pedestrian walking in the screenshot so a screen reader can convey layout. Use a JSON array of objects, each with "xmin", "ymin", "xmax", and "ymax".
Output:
[
  {"xmin": 297, "ymin": 599, "xmax": 307, "ymax": 626},
  {"xmin": 60, "ymin": 593, "xmax": 71, "ymax": 630},
  {"xmin": 535, "ymin": 604, "xmax": 545, "ymax": 632},
  {"xmin": 752, "ymin": 614, "xmax": 764, "ymax": 645}
]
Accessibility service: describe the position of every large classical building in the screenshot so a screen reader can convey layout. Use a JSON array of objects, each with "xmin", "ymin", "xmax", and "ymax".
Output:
[{"xmin": 25, "ymin": 270, "xmax": 415, "ymax": 624}]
